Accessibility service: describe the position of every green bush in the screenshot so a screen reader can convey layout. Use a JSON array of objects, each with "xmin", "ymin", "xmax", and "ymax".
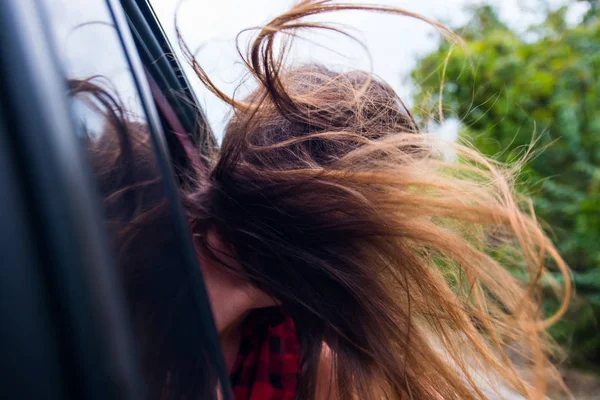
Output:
[{"xmin": 411, "ymin": 2, "xmax": 600, "ymax": 366}]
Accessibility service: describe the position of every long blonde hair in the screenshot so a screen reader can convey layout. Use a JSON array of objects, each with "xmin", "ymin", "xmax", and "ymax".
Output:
[{"xmin": 181, "ymin": 1, "xmax": 572, "ymax": 398}]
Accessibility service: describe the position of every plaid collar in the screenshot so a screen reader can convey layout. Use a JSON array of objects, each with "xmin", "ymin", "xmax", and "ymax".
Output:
[{"xmin": 229, "ymin": 307, "xmax": 300, "ymax": 400}]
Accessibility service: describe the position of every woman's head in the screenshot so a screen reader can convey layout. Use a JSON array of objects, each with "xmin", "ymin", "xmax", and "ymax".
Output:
[
  {"xmin": 70, "ymin": 1, "xmax": 567, "ymax": 398},
  {"xmin": 182, "ymin": 6, "xmax": 572, "ymax": 397}
]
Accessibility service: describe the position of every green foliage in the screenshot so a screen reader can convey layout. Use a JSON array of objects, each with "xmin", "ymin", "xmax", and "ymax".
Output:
[{"xmin": 412, "ymin": 3, "xmax": 600, "ymax": 365}]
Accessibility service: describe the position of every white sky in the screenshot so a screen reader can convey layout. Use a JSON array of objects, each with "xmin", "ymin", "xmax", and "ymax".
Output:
[{"xmin": 150, "ymin": 0, "xmax": 587, "ymax": 140}]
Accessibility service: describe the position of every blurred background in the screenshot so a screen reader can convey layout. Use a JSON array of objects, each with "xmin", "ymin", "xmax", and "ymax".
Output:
[{"xmin": 151, "ymin": 0, "xmax": 600, "ymax": 395}]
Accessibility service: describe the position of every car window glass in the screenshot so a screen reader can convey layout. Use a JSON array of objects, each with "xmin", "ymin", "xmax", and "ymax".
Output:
[{"xmin": 39, "ymin": 0, "xmax": 221, "ymax": 398}]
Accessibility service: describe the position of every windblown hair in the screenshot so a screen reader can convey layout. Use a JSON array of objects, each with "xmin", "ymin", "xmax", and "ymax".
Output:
[
  {"xmin": 180, "ymin": 1, "xmax": 572, "ymax": 399},
  {"xmin": 68, "ymin": 78, "xmax": 220, "ymax": 398}
]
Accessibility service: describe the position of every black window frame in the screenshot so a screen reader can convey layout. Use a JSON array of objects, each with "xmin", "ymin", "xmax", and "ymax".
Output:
[
  {"xmin": 107, "ymin": 1, "xmax": 232, "ymax": 398},
  {"xmin": 120, "ymin": 0, "xmax": 216, "ymax": 159}
]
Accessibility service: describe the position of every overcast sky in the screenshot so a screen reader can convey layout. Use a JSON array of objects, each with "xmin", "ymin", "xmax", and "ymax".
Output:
[{"xmin": 150, "ymin": 0, "xmax": 587, "ymax": 140}]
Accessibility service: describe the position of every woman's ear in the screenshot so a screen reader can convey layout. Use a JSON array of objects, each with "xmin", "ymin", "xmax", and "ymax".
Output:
[{"xmin": 316, "ymin": 343, "xmax": 338, "ymax": 400}]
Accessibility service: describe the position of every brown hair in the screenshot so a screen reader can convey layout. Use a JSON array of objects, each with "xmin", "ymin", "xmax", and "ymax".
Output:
[
  {"xmin": 179, "ymin": 1, "xmax": 572, "ymax": 399},
  {"xmin": 69, "ymin": 78, "xmax": 221, "ymax": 399}
]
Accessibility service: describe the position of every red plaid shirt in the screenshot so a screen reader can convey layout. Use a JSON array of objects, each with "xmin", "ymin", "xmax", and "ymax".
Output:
[{"xmin": 229, "ymin": 308, "xmax": 300, "ymax": 400}]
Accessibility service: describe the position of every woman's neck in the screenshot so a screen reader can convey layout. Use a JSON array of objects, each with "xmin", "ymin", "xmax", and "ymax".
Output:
[
  {"xmin": 195, "ymin": 231, "xmax": 278, "ymax": 370},
  {"xmin": 219, "ymin": 311, "xmax": 250, "ymax": 372}
]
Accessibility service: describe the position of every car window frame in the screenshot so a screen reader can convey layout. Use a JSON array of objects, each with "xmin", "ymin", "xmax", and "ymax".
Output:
[
  {"xmin": 107, "ymin": 1, "xmax": 233, "ymax": 398},
  {"xmin": 120, "ymin": 0, "xmax": 215, "ymax": 159}
]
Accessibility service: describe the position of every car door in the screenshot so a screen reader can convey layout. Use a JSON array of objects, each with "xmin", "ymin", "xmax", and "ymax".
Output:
[{"xmin": 0, "ymin": 0, "xmax": 230, "ymax": 398}]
